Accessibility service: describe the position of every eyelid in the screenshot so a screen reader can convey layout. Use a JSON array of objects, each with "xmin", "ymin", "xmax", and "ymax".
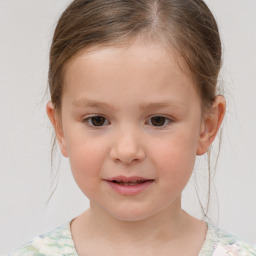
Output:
[
  {"xmin": 83, "ymin": 114, "xmax": 110, "ymax": 127},
  {"xmin": 146, "ymin": 115, "xmax": 173, "ymax": 128},
  {"xmin": 82, "ymin": 114, "xmax": 174, "ymax": 128}
]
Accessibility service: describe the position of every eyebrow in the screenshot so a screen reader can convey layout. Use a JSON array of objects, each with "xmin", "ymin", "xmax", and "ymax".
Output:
[
  {"xmin": 73, "ymin": 99, "xmax": 118, "ymax": 110},
  {"xmin": 72, "ymin": 99, "xmax": 184, "ymax": 111},
  {"xmin": 139, "ymin": 101, "xmax": 184, "ymax": 110}
]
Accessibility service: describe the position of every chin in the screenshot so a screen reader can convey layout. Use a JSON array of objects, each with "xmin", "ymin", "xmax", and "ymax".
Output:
[
  {"xmin": 108, "ymin": 207, "xmax": 157, "ymax": 222},
  {"xmin": 113, "ymin": 214, "xmax": 147, "ymax": 222}
]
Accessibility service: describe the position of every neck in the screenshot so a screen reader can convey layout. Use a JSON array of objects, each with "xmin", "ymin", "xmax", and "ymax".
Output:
[{"xmin": 74, "ymin": 198, "xmax": 192, "ymax": 246}]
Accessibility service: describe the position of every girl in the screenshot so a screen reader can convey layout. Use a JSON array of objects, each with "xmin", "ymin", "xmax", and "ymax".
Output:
[{"xmin": 7, "ymin": 0, "xmax": 256, "ymax": 255}]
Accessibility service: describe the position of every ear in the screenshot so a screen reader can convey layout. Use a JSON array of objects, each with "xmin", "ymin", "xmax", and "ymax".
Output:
[
  {"xmin": 46, "ymin": 101, "xmax": 68, "ymax": 157},
  {"xmin": 196, "ymin": 95, "xmax": 226, "ymax": 156}
]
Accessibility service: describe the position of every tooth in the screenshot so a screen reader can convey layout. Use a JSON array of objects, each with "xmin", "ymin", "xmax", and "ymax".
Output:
[{"xmin": 115, "ymin": 180, "xmax": 147, "ymax": 185}]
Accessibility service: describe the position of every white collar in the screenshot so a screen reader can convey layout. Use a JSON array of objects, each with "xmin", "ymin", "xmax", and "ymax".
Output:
[{"xmin": 212, "ymin": 245, "xmax": 232, "ymax": 256}]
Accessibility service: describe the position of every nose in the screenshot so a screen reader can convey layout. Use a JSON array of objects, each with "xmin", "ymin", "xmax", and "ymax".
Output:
[{"xmin": 109, "ymin": 126, "xmax": 146, "ymax": 165}]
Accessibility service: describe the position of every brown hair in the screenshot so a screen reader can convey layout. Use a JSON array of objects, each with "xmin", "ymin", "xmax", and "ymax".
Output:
[{"xmin": 47, "ymin": 0, "xmax": 223, "ymax": 216}]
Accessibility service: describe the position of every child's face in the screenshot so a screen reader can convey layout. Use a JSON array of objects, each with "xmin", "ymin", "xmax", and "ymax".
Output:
[{"xmin": 53, "ymin": 39, "xmax": 206, "ymax": 221}]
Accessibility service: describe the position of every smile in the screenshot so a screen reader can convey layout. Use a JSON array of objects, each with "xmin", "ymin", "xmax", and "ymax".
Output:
[
  {"xmin": 112, "ymin": 180, "xmax": 146, "ymax": 185},
  {"xmin": 104, "ymin": 176, "xmax": 155, "ymax": 196}
]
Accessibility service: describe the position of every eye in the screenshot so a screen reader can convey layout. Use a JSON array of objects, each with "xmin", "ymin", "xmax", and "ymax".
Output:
[
  {"xmin": 84, "ymin": 115, "xmax": 110, "ymax": 127},
  {"xmin": 148, "ymin": 116, "xmax": 171, "ymax": 127}
]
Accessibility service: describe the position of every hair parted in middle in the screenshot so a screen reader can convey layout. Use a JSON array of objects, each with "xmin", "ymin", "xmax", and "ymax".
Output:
[
  {"xmin": 47, "ymin": 0, "xmax": 223, "ymax": 216},
  {"xmin": 49, "ymin": 0, "xmax": 222, "ymax": 114}
]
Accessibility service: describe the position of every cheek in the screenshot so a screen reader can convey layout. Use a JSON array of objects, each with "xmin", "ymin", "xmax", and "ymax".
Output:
[
  {"xmin": 152, "ymin": 130, "xmax": 199, "ymax": 189},
  {"xmin": 66, "ymin": 136, "xmax": 107, "ymax": 192}
]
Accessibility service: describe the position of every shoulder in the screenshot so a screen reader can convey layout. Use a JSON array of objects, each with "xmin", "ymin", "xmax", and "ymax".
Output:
[
  {"xmin": 7, "ymin": 221, "xmax": 77, "ymax": 256},
  {"xmin": 207, "ymin": 222, "xmax": 256, "ymax": 256}
]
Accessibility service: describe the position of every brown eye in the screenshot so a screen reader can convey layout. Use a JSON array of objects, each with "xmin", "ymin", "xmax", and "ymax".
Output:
[
  {"xmin": 86, "ymin": 116, "xmax": 109, "ymax": 127},
  {"xmin": 150, "ymin": 116, "xmax": 170, "ymax": 127}
]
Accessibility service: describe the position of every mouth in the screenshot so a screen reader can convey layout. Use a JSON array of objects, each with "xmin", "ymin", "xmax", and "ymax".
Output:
[
  {"xmin": 110, "ymin": 180, "xmax": 152, "ymax": 185},
  {"xmin": 105, "ymin": 176, "xmax": 155, "ymax": 185},
  {"xmin": 104, "ymin": 176, "xmax": 155, "ymax": 195}
]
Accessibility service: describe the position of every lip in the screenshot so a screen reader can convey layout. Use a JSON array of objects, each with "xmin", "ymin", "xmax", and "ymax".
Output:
[
  {"xmin": 106, "ymin": 175, "xmax": 153, "ymax": 182},
  {"xmin": 104, "ymin": 176, "xmax": 155, "ymax": 196}
]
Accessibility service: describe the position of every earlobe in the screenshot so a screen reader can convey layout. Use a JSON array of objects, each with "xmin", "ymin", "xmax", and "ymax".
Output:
[
  {"xmin": 46, "ymin": 101, "xmax": 69, "ymax": 157},
  {"xmin": 196, "ymin": 95, "xmax": 226, "ymax": 156}
]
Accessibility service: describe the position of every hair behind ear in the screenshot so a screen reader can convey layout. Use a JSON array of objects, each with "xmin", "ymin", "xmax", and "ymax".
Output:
[
  {"xmin": 196, "ymin": 95, "xmax": 226, "ymax": 156},
  {"xmin": 46, "ymin": 101, "xmax": 68, "ymax": 157}
]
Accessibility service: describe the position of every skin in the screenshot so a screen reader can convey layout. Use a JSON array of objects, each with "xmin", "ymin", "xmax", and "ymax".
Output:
[{"xmin": 47, "ymin": 38, "xmax": 226, "ymax": 255}]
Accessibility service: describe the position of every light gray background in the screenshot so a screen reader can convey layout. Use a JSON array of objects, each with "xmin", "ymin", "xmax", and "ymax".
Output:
[{"xmin": 0, "ymin": 0, "xmax": 255, "ymax": 253}]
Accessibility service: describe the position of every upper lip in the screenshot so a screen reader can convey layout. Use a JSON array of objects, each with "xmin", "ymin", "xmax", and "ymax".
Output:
[{"xmin": 105, "ymin": 176, "xmax": 154, "ymax": 182}]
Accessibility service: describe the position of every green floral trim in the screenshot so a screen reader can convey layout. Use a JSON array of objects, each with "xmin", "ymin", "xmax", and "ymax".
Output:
[{"xmin": 8, "ymin": 220, "xmax": 256, "ymax": 256}]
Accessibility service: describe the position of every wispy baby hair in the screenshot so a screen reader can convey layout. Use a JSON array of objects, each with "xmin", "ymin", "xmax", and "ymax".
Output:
[
  {"xmin": 48, "ymin": 0, "xmax": 223, "ymax": 214},
  {"xmin": 49, "ymin": 0, "xmax": 222, "ymax": 114}
]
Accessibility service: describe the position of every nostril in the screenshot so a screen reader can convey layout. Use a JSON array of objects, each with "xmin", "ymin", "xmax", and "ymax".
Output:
[
  {"xmin": 111, "ymin": 153, "xmax": 145, "ymax": 165},
  {"xmin": 109, "ymin": 138, "xmax": 146, "ymax": 164}
]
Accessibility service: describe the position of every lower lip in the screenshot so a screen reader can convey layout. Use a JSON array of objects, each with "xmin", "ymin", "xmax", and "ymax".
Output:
[{"xmin": 104, "ymin": 180, "xmax": 154, "ymax": 196}]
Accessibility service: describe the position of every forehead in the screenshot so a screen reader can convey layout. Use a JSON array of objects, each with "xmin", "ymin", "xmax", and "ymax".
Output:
[
  {"xmin": 65, "ymin": 39, "xmax": 190, "ymax": 81},
  {"xmin": 62, "ymin": 39, "xmax": 200, "ymax": 108}
]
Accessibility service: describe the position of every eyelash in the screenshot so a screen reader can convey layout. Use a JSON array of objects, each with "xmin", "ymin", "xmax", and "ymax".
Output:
[
  {"xmin": 84, "ymin": 115, "xmax": 110, "ymax": 127},
  {"xmin": 83, "ymin": 115, "xmax": 173, "ymax": 128}
]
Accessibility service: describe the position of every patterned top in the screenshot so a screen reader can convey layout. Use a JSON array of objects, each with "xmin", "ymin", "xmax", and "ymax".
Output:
[{"xmin": 7, "ymin": 221, "xmax": 256, "ymax": 256}]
